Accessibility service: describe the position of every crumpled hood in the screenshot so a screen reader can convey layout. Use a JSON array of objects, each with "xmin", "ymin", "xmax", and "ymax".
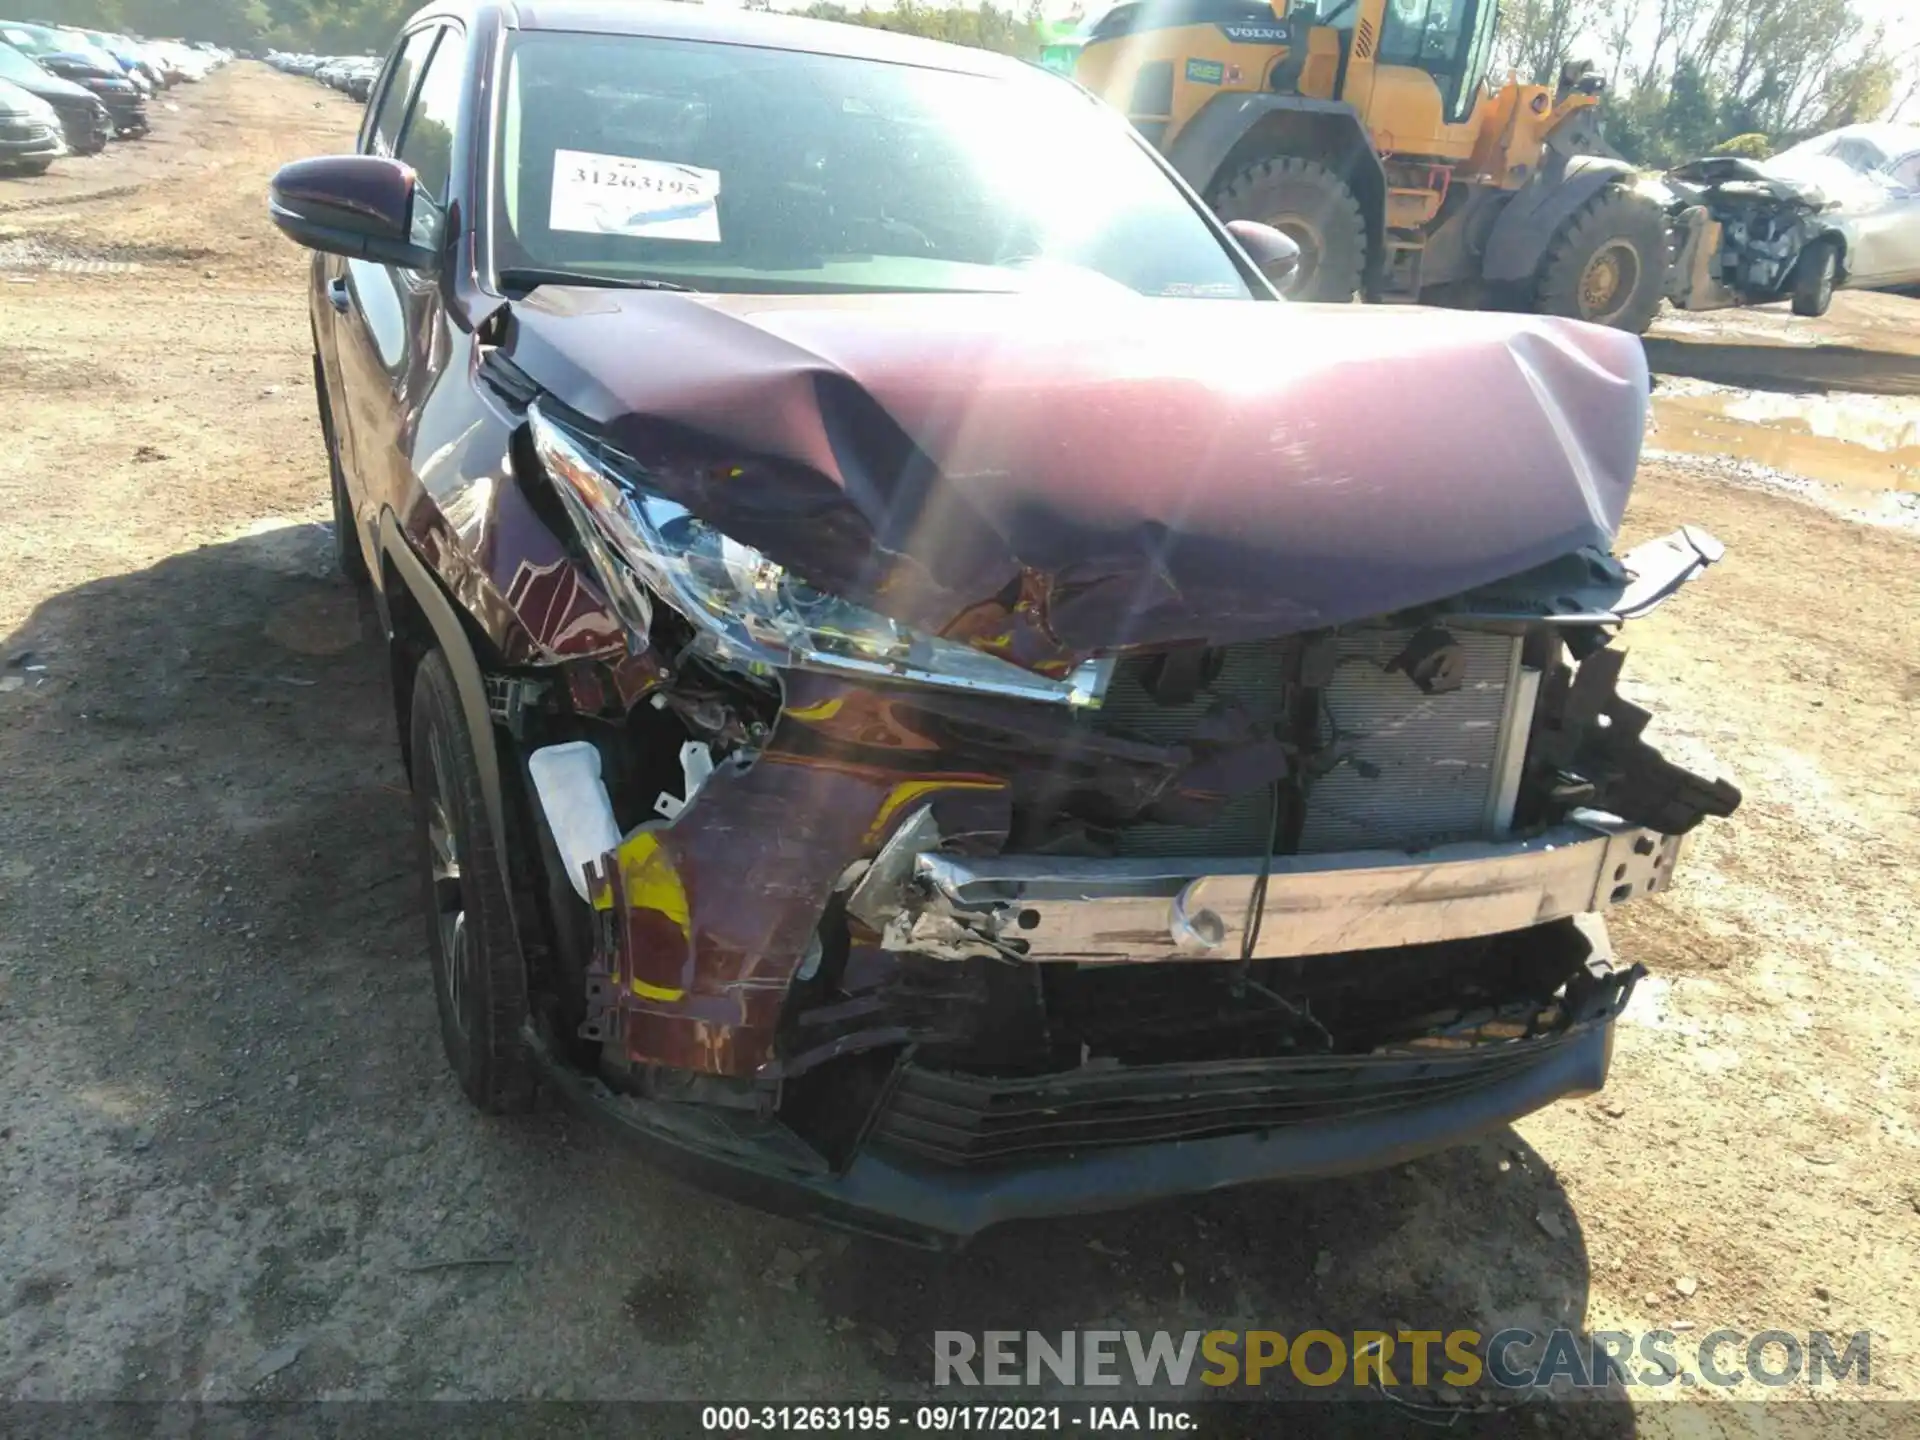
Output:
[
  {"xmin": 1666, "ymin": 154, "xmax": 1837, "ymax": 208},
  {"xmin": 506, "ymin": 289, "xmax": 1649, "ymax": 652}
]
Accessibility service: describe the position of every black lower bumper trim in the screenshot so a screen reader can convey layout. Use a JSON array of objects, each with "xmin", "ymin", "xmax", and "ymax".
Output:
[{"xmin": 529, "ymin": 1020, "xmax": 1616, "ymax": 1247}]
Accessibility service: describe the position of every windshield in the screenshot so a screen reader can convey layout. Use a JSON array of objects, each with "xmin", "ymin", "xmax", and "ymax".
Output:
[
  {"xmin": 0, "ymin": 42, "xmax": 48, "ymax": 83},
  {"xmin": 493, "ymin": 32, "xmax": 1253, "ymax": 299},
  {"xmin": 1453, "ymin": 0, "xmax": 1497, "ymax": 121},
  {"xmin": 52, "ymin": 33, "xmax": 120, "ymax": 68},
  {"xmin": 1378, "ymin": 0, "xmax": 1490, "ymax": 122},
  {"xmin": 0, "ymin": 25, "xmax": 53, "ymax": 56}
]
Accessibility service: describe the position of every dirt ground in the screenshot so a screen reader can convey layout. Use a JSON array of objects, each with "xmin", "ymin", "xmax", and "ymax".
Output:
[{"xmin": 2, "ymin": 65, "xmax": 1916, "ymax": 1434}]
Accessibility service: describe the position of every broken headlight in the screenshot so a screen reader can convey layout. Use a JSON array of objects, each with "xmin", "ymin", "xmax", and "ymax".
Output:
[{"xmin": 528, "ymin": 402, "xmax": 1110, "ymax": 706}]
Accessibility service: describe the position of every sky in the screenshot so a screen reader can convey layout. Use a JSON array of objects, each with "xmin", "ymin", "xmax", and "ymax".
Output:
[{"xmin": 1858, "ymin": 0, "xmax": 1920, "ymax": 118}]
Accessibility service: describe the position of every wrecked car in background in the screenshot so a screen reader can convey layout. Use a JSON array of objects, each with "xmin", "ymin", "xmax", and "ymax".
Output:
[
  {"xmin": 1657, "ymin": 122, "xmax": 1920, "ymax": 319},
  {"xmin": 270, "ymin": 0, "xmax": 1739, "ymax": 1244}
]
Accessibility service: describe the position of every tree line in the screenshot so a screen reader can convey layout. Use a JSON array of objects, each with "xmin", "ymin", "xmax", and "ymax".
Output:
[
  {"xmin": 1499, "ymin": 0, "xmax": 1913, "ymax": 164},
  {"xmin": 25, "ymin": 0, "xmax": 1049, "ymax": 56},
  {"xmin": 28, "ymin": 0, "xmax": 1912, "ymax": 164},
  {"xmin": 31, "ymin": 0, "xmax": 409, "ymax": 52}
]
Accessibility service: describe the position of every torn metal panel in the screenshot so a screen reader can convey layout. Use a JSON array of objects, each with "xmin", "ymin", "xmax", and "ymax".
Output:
[
  {"xmin": 844, "ymin": 805, "xmax": 941, "ymax": 945},
  {"xmin": 571, "ymin": 707, "xmax": 1027, "ymax": 1076},
  {"xmin": 1529, "ymin": 646, "xmax": 1743, "ymax": 834},
  {"xmin": 1440, "ymin": 525, "xmax": 1725, "ymax": 625}
]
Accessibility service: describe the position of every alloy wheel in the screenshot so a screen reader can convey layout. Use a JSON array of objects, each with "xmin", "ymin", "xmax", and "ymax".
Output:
[{"xmin": 423, "ymin": 729, "xmax": 470, "ymax": 1039}]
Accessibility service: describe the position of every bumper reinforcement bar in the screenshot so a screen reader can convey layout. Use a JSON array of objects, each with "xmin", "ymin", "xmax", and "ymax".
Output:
[{"xmin": 853, "ymin": 810, "xmax": 1682, "ymax": 963}]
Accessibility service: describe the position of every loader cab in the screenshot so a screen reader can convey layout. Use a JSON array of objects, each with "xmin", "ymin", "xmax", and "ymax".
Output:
[
  {"xmin": 1072, "ymin": 0, "xmax": 1500, "ymax": 163},
  {"xmin": 1337, "ymin": 0, "xmax": 1500, "ymax": 161},
  {"xmin": 1382, "ymin": 0, "xmax": 1500, "ymax": 124}
]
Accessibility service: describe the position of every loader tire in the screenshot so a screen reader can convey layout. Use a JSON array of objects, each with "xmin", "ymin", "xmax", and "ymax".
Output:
[
  {"xmin": 1212, "ymin": 156, "xmax": 1367, "ymax": 302},
  {"xmin": 1534, "ymin": 184, "xmax": 1669, "ymax": 334}
]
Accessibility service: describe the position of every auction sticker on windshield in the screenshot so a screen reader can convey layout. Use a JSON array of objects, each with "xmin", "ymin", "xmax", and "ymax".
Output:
[{"xmin": 549, "ymin": 150, "xmax": 722, "ymax": 242}]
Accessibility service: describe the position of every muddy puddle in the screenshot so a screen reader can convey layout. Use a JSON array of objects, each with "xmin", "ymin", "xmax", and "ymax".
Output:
[{"xmin": 1649, "ymin": 378, "xmax": 1920, "ymax": 494}]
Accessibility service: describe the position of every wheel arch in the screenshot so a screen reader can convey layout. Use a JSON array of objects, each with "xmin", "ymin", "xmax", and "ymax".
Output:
[
  {"xmin": 1168, "ymin": 95, "xmax": 1386, "ymax": 262},
  {"xmin": 375, "ymin": 510, "xmax": 515, "ymax": 878},
  {"xmin": 1481, "ymin": 157, "xmax": 1638, "ymax": 284},
  {"xmin": 1809, "ymin": 225, "xmax": 1850, "ymax": 283}
]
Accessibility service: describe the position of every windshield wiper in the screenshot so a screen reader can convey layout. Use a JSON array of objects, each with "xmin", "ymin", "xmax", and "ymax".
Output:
[{"xmin": 496, "ymin": 266, "xmax": 697, "ymax": 295}]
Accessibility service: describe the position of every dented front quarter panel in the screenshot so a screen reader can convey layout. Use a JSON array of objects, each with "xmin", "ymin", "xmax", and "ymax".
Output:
[{"xmin": 391, "ymin": 341, "xmax": 628, "ymax": 665}]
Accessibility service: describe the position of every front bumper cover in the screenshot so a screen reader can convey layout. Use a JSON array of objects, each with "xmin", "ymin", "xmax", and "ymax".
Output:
[
  {"xmin": 532, "ymin": 999, "xmax": 1624, "ymax": 1246},
  {"xmin": 91, "ymin": 88, "xmax": 146, "ymax": 129},
  {"xmin": 48, "ymin": 101, "xmax": 110, "ymax": 150},
  {"xmin": 0, "ymin": 122, "xmax": 60, "ymax": 162}
]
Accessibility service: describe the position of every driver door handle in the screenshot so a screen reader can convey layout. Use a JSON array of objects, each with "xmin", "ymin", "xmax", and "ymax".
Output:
[{"xmin": 327, "ymin": 277, "xmax": 351, "ymax": 314}]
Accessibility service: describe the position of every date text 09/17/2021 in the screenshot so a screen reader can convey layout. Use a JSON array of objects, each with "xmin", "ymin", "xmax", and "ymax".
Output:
[{"xmin": 700, "ymin": 1405, "xmax": 1194, "ymax": 1432}]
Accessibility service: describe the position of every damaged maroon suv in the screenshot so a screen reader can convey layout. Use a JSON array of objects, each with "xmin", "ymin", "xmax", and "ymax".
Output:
[{"xmin": 271, "ymin": 0, "xmax": 1739, "ymax": 1243}]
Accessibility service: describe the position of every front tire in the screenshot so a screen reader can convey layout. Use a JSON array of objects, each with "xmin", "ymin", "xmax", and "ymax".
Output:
[
  {"xmin": 409, "ymin": 650, "xmax": 539, "ymax": 1115},
  {"xmin": 1790, "ymin": 240, "xmax": 1837, "ymax": 318},
  {"xmin": 1534, "ymin": 185, "xmax": 1669, "ymax": 334},
  {"xmin": 1212, "ymin": 156, "xmax": 1368, "ymax": 303}
]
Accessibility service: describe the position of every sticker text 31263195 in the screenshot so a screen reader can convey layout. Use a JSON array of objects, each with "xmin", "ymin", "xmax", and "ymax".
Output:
[{"xmin": 548, "ymin": 149, "xmax": 723, "ymax": 242}]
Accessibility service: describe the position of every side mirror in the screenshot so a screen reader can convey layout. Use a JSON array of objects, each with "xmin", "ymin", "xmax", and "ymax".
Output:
[
  {"xmin": 1225, "ymin": 218, "xmax": 1300, "ymax": 292},
  {"xmin": 268, "ymin": 154, "xmax": 438, "ymax": 270}
]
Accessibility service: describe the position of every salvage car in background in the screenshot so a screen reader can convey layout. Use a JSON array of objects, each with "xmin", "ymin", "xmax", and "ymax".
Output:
[
  {"xmin": 0, "ymin": 40, "xmax": 108, "ymax": 155},
  {"xmin": 1658, "ymin": 122, "xmax": 1920, "ymax": 318},
  {"xmin": 76, "ymin": 29, "xmax": 170, "ymax": 93},
  {"xmin": 0, "ymin": 72, "xmax": 60, "ymax": 173},
  {"xmin": 0, "ymin": 22, "xmax": 146, "ymax": 136},
  {"xmin": 270, "ymin": 0, "xmax": 1739, "ymax": 1243}
]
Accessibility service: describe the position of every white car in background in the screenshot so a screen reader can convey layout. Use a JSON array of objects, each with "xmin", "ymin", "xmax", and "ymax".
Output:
[{"xmin": 1766, "ymin": 123, "xmax": 1920, "ymax": 296}]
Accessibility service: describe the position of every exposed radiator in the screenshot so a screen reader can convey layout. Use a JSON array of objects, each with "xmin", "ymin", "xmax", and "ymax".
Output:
[{"xmin": 1092, "ymin": 628, "xmax": 1526, "ymax": 858}]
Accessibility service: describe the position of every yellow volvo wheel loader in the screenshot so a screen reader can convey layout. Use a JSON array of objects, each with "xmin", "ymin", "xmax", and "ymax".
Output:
[{"xmin": 1064, "ymin": 0, "xmax": 1670, "ymax": 332}]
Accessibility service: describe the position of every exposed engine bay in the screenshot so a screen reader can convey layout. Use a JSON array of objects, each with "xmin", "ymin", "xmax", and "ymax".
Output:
[{"xmin": 506, "ymin": 506, "xmax": 1739, "ymax": 1190}]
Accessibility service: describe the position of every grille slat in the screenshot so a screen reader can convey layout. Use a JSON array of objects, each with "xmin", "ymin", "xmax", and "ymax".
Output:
[
  {"xmin": 1092, "ymin": 628, "xmax": 1520, "ymax": 857},
  {"xmin": 872, "ymin": 1047, "xmax": 1552, "ymax": 1167}
]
